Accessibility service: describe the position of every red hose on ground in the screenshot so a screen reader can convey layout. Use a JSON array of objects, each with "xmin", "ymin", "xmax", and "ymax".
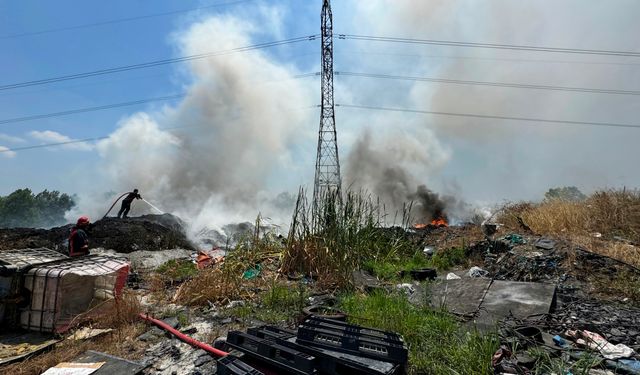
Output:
[{"xmin": 138, "ymin": 313, "xmax": 229, "ymax": 357}]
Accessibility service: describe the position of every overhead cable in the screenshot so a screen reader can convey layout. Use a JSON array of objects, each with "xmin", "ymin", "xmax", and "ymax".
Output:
[
  {"xmin": 0, "ymin": 94, "xmax": 186, "ymax": 125},
  {"xmin": 0, "ymin": 0, "xmax": 254, "ymax": 39},
  {"xmin": 339, "ymin": 34, "xmax": 640, "ymax": 57},
  {"xmin": 337, "ymin": 103, "xmax": 640, "ymax": 130},
  {"xmin": 335, "ymin": 71, "xmax": 640, "ymax": 96},
  {"xmin": 0, "ymin": 35, "xmax": 318, "ymax": 91}
]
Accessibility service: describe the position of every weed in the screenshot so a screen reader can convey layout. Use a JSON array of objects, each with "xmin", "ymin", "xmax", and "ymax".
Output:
[
  {"xmin": 430, "ymin": 246, "xmax": 468, "ymax": 270},
  {"xmin": 528, "ymin": 346, "xmax": 602, "ymax": 375},
  {"xmin": 156, "ymin": 259, "xmax": 198, "ymax": 282},
  {"xmin": 176, "ymin": 312, "xmax": 190, "ymax": 327},
  {"xmin": 339, "ymin": 291, "xmax": 498, "ymax": 374},
  {"xmin": 364, "ymin": 246, "xmax": 468, "ymax": 281},
  {"xmin": 222, "ymin": 280, "xmax": 309, "ymax": 324},
  {"xmin": 282, "ymin": 189, "xmax": 416, "ymax": 287}
]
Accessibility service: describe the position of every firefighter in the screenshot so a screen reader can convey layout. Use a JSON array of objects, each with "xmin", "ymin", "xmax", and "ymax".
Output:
[
  {"xmin": 69, "ymin": 216, "xmax": 90, "ymax": 257},
  {"xmin": 117, "ymin": 189, "xmax": 142, "ymax": 219}
]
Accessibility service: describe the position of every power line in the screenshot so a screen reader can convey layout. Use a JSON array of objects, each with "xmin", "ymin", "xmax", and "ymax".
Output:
[
  {"xmin": 0, "ymin": 106, "xmax": 319, "ymax": 154},
  {"xmin": 336, "ymin": 50, "xmax": 640, "ymax": 67},
  {"xmin": 0, "ymin": 0, "xmax": 254, "ymax": 39},
  {"xmin": 339, "ymin": 34, "xmax": 640, "ymax": 57},
  {"xmin": 0, "ymin": 137, "xmax": 109, "ymax": 153},
  {"xmin": 337, "ymin": 103, "xmax": 640, "ymax": 130},
  {"xmin": 0, "ymin": 94, "xmax": 186, "ymax": 125},
  {"xmin": 0, "ymin": 35, "xmax": 318, "ymax": 91},
  {"xmin": 335, "ymin": 71, "xmax": 640, "ymax": 96}
]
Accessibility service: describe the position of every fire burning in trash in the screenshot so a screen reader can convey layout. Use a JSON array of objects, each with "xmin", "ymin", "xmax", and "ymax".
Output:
[
  {"xmin": 431, "ymin": 216, "xmax": 448, "ymax": 227},
  {"xmin": 412, "ymin": 215, "xmax": 448, "ymax": 229}
]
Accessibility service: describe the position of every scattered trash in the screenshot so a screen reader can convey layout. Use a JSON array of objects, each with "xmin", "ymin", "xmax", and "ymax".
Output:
[
  {"xmin": 566, "ymin": 329, "xmax": 635, "ymax": 359},
  {"xmin": 467, "ymin": 266, "xmax": 488, "ymax": 278},
  {"xmin": 408, "ymin": 268, "xmax": 437, "ymax": 281},
  {"xmin": 591, "ymin": 232, "xmax": 603, "ymax": 238},
  {"xmin": 423, "ymin": 246, "xmax": 435, "ymax": 256},
  {"xmin": 534, "ymin": 238, "xmax": 556, "ymax": 250},
  {"xmin": 195, "ymin": 248, "xmax": 224, "ymax": 270},
  {"xmin": 503, "ymin": 233, "xmax": 526, "ymax": 245},
  {"xmin": 242, "ymin": 264, "xmax": 261, "ymax": 279},
  {"xmin": 553, "ymin": 335, "xmax": 567, "ymax": 347},
  {"xmin": 302, "ymin": 305, "xmax": 347, "ymax": 321},
  {"xmin": 42, "ymin": 362, "xmax": 105, "ymax": 375},
  {"xmin": 67, "ymin": 328, "xmax": 113, "ymax": 341},
  {"xmin": 396, "ymin": 283, "xmax": 415, "ymax": 294},
  {"xmin": 446, "ymin": 272, "xmax": 461, "ymax": 280}
]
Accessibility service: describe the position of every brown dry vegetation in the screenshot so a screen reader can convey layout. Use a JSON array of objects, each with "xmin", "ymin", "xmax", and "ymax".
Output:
[{"xmin": 499, "ymin": 189, "xmax": 640, "ymax": 267}]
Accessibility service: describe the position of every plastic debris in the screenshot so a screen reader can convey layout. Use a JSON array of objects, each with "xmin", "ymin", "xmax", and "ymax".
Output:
[
  {"xmin": 553, "ymin": 335, "xmax": 567, "ymax": 347},
  {"xmin": 534, "ymin": 238, "xmax": 556, "ymax": 250},
  {"xmin": 566, "ymin": 329, "xmax": 635, "ymax": 360},
  {"xmin": 423, "ymin": 246, "xmax": 435, "ymax": 256},
  {"xmin": 467, "ymin": 266, "xmax": 489, "ymax": 278},
  {"xmin": 242, "ymin": 264, "xmax": 261, "ymax": 279},
  {"xmin": 395, "ymin": 283, "xmax": 415, "ymax": 294},
  {"xmin": 67, "ymin": 328, "xmax": 113, "ymax": 341},
  {"xmin": 503, "ymin": 233, "xmax": 525, "ymax": 245},
  {"xmin": 591, "ymin": 232, "xmax": 603, "ymax": 238},
  {"xmin": 446, "ymin": 272, "xmax": 461, "ymax": 280}
]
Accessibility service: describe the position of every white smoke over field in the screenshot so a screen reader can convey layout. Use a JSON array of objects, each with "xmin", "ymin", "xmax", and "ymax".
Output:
[
  {"xmin": 69, "ymin": 0, "xmax": 640, "ymax": 235},
  {"xmin": 70, "ymin": 12, "xmax": 315, "ymax": 238}
]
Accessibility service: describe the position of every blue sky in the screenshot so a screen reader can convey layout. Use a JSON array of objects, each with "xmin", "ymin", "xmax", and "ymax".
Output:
[{"xmin": 1, "ymin": 0, "xmax": 640, "ymax": 223}]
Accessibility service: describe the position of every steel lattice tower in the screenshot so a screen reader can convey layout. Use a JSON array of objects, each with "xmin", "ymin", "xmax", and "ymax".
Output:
[{"xmin": 313, "ymin": 0, "xmax": 341, "ymax": 213}]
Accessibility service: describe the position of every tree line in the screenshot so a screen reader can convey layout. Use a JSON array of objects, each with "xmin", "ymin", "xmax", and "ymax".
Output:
[{"xmin": 0, "ymin": 188, "xmax": 75, "ymax": 228}]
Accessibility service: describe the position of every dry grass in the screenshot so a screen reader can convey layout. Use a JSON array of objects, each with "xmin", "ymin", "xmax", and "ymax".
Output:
[
  {"xmin": 499, "ymin": 189, "xmax": 640, "ymax": 242},
  {"xmin": 498, "ymin": 189, "xmax": 640, "ymax": 269},
  {"xmin": 571, "ymin": 235, "xmax": 640, "ymax": 268},
  {"xmin": 0, "ymin": 290, "xmax": 146, "ymax": 375}
]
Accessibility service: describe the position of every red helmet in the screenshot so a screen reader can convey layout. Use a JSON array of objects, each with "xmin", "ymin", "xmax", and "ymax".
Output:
[{"xmin": 77, "ymin": 216, "xmax": 90, "ymax": 226}]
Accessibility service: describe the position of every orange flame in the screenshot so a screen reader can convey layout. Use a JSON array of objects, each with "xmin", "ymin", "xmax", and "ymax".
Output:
[{"xmin": 431, "ymin": 217, "xmax": 448, "ymax": 227}]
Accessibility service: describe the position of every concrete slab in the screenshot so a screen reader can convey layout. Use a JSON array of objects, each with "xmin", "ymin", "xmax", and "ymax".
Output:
[
  {"xmin": 427, "ymin": 278, "xmax": 492, "ymax": 315},
  {"xmin": 475, "ymin": 280, "xmax": 556, "ymax": 331}
]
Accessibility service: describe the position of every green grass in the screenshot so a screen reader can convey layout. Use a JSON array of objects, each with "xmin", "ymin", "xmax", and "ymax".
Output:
[
  {"xmin": 223, "ymin": 281, "xmax": 309, "ymax": 324},
  {"xmin": 156, "ymin": 259, "xmax": 198, "ymax": 282},
  {"xmin": 528, "ymin": 346, "xmax": 602, "ymax": 375},
  {"xmin": 364, "ymin": 246, "xmax": 468, "ymax": 281},
  {"xmin": 339, "ymin": 291, "xmax": 498, "ymax": 375}
]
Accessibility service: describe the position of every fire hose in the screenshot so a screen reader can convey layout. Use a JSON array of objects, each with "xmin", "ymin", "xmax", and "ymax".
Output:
[
  {"xmin": 102, "ymin": 192, "xmax": 130, "ymax": 219},
  {"xmin": 138, "ymin": 313, "xmax": 229, "ymax": 357}
]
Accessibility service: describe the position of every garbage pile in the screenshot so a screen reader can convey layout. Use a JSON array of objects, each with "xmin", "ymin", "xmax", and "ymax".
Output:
[{"xmin": 0, "ymin": 214, "xmax": 195, "ymax": 253}]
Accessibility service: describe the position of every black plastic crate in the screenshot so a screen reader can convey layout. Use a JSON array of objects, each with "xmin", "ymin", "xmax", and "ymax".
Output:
[
  {"xmin": 226, "ymin": 331, "xmax": 316, "ymax": 375},
  {"xmin": 297, "ymin": 322, "xmax": 407, "ymax": 364},
  {"xmin": 218, "ymin": 355, "xmax": 264, "ymax": 375},
  {"xmin": 278, "ymin": 337, "xmax": 401, "ymax": 375},
  {"xmin": 302, "ymin": 317, "xmax": 404, "ymax": 344},
  {"xmin": 247, "ymin": 325, "xmax": 296, "ymax": 340}
]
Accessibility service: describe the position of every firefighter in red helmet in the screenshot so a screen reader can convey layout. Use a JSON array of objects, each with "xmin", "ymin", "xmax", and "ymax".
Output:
[{"xmin": 68, "ymin": 216, "xmax": 90, "ymax": 257}]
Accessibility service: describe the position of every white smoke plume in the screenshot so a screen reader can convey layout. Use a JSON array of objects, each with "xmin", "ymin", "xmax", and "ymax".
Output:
[{"xmin": 69, "ymin": 12, "xmax": 315, "ymax": 238}]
